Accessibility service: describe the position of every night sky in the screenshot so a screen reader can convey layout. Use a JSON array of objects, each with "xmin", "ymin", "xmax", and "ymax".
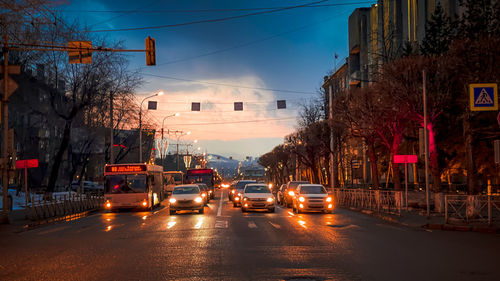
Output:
[{"xmin": 61, "ymin": 0, "xmax": 375, "ymax": 160}]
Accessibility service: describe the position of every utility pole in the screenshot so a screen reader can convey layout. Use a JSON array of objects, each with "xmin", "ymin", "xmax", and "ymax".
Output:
[
  {"xmin": 423, "ymin": 70, "xmax": 430, "ymax": 218},
  {"xmin": 109, "ymin": 91, "xmax": 114, "ymax": 164},
  {"xmin": 1, "ymin": 35, "xmax": 9, "ymax": 223},
  {"xmin": 329, "ymin": 84, "xmax": 334, "ymax": 190}
]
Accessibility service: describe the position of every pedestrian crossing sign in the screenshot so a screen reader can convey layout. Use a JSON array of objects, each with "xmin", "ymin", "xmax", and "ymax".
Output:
[{"xmin": 470, "ymin": 83, "xmax": 497, "ymax": 111}]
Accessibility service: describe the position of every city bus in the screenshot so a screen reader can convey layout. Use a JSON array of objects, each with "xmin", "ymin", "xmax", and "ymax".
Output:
[
  {"xmin": 164, "ymin": 171, "xmax": 184, "ymax": 196},
  {"xmin": 103, "ymin": 163, "xmax": 164, "ymax": 210},
  {"xmin": 185, "ymin": 168, "xmax": 215, "ymax": 199}
]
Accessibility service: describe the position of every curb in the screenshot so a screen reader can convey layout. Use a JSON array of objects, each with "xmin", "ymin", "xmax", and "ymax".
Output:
[{"xmin": 423, "ymin": 224, "xmax": 500, "ymax": 234}]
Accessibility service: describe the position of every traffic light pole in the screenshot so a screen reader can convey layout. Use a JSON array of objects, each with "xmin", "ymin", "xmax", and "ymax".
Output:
[{"xmin": 1, "ymin": 36, "xmax": 10, "ymax": 223}]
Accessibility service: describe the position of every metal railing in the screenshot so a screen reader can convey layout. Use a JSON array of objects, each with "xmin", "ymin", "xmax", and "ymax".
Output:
[
  {"xmin": 26, "ymin": 193, "xmax": 104, "ymax": 221},
  {"xmin": 333, "ymin": 188, "xmax": 402, "ymax": 215},
  {"xmin": 445, "ymin": 195, "xmax": 500, "ymax": 225}
]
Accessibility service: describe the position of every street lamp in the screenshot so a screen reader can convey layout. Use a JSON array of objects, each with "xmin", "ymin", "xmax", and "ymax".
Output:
[
  {"xmin": 176, "ymin": 131, "xmax": 191, "ymax": 171},
  {"xmin": 139, "ymin": 90, "xmax": 164, "ymax": 163},
  {"xmin": 161, "ymin": 113, "xmax": 180, "ymax": 167}
]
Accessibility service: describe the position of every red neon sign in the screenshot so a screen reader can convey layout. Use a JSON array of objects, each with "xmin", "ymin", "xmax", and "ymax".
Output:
[
  {"xmin": 393, "ymin": 155, "xmax": 418, "ymax": 164},
  {"xmin": 16, "ymin": 159, "xmax": 39, "ymax": 169},
  {"xmin": 187, "ymin": 169, "xmax": 213, "ymax": 174},
  {"xmin": 105, "ymin": 165, "xmax": 147, "ymax": 173}
]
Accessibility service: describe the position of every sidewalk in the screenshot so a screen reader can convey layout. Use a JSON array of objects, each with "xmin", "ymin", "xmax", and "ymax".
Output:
[{"xmin": 348, "ymin": 207, "xmax": 500, "ymax": 234}]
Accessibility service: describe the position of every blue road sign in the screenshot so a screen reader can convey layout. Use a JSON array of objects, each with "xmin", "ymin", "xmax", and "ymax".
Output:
[{"xmin": 470, "ymin": 83, "xmax": 498, "ymax": 111}]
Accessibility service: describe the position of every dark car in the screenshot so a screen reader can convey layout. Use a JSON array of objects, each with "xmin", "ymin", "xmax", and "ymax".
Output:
[
  {"xmin": 195, "ymin": 183, "xmax": 210, "ymax": 205},
  {"xmin": 231, "ymin": 180, "xmax": 256, "ymax": 207},
  {"xmin": 283, "ymin": 181, "xmax": 310, "ymax": 208},
  {"xmin": 277, "ymin": 184, "xmax": 287, "ymax": 206}
]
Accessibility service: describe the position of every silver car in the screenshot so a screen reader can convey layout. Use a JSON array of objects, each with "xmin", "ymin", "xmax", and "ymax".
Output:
[
  {"xmin": 292, "ymin": 184, "xmax": 333, "ymax": 213},
  {"xmin": 169, "ymin": 184, "xmax": 205, "ymax": 215},
  {"xmin": 241, "ymin": 184, "xmax": 275, "ymax": 213}
]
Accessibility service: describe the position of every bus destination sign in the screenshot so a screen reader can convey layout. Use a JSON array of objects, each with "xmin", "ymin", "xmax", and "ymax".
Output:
[{"xmin": 105, "ymin": 165, "xmax": 147, "ymax": 173}]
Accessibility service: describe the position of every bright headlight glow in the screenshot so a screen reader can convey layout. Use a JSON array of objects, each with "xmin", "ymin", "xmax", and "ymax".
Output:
[
  {"xmin": 194, "ymin": 197, "xmax": 203, "ymax": 203},
  {"xmin": 169, "ymin": 198, "xmax": 177, "ymax": 204},
  {"xmin": 299, "ymin": 197, "xmax": 305, "ymax": 202},
  {"xmin": 142, "ymin": 200, "xmax": 148, "ymax": 207},
  {"xmin": 326, "ymin": 197, "xmax": 332, "ymax": 202},
  {"xmin": 105, "ymin": 201, "xmax": 111, "ymax": 208},
  {"xmin": 243, "ymin": 197, "xmax": 247, "ymax": 201},
  {"xmin": 288, "ymin": 191, "xmax": 295, "ymax": 196},
  {"xmin": 201, "ymin": 193, "xmax": 206, "ymax": 197},
  {"xmin": 231, "ymin": 190, "xmax": 235, "ymax": 194},
  {"xmin": 267, "ymin": 197, "xmax": 273, "ymax": 203},
  {"xmin": 235, "ymin": 197, "xmax": 240, "ymax": 201}
]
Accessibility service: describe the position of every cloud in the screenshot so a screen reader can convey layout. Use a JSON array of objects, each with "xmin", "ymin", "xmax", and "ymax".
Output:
[{"xmin": 140, "ymin": 74, "xmax": 297, "ymax": 142}]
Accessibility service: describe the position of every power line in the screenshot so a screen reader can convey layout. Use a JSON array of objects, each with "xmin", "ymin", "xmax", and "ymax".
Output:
[
  {"xmin": 88, "ymin": 0, "xmax": 328, "ymax": 32},
  {"xmin": 142, "ymin": 73, "xmax": 317, "ymax": 95},
  {"xmin": 166, "ymin": 117, "xmax": 297, "ymax": 126},
  {"xmin": 60, "ymin": 2, "xmax": 374, "ymax": 14}
]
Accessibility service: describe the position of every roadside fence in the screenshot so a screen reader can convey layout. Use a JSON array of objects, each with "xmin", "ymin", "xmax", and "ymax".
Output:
[
  {"xmin": 333, "ymin": 188, "xmax": 402, "ymax": 215},
  {"xmin": 445, "ymin": 195, "xmax": 500, "ymax": 225},
  {"xmin": 26, "ymin": 193, "xmax": 104, "ymax": 221}
]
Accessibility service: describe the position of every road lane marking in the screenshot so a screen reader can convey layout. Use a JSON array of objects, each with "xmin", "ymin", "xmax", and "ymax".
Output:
[
  {"xmin": 217, "ymin": 190, "xmax": 224, "ymax": 217},
  {"xmin": 167, "ymin": 221, "xmax": 176, "ymax": 229},
  {"xmin": 269, "ymin": 221, "xmax": 281, "ymax": 229},
  {"xmin": 215, "ymin": 220, "xmax": 228, "ymax": 228},
  {"xmin": 248, "ymin": 221, "xmax": 257, "ymax": 229},
  {"xmin": 194, "ymin": 217, "xmax": 204, "ymax": 229}
]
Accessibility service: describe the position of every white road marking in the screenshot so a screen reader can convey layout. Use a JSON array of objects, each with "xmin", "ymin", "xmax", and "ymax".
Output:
[
  {"xmin": 167, "ymin": 221, "xmax": 176, "ymax": 229},
  {"xmin": 269, "ymin": 221, "xmax": 281, "ymax": 229},
  {"xmin": 194, "ymin": 217, "xmax": 204, "ymax": 229},
  {"xmin": 215, "ymin": 220, "xmax": 228, "ymax": 228},
  {"xmin": 217, "ymin": 190, "xmax": 224, "ymax": 217},
  {"xmin": 248, "ymin": 221, "xmax": 257, "ymax": 229}
]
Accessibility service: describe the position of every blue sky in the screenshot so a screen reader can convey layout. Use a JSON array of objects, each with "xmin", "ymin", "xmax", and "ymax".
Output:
[{"xmin": 61, "ymin": 0, "xmax": 375, "ymax": 160}]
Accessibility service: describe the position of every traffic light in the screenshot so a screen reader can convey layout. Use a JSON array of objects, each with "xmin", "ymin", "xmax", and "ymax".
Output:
[{"xmin": 145, "ymin": 36, "xmax": 156, "ymax": 66}]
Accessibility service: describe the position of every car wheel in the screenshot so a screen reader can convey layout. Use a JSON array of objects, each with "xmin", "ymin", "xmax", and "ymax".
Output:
[
  {"xmin": 169, "ymin": 209, "xmax": 176, "ymax": 215},
  {"xmin": 199, "ymin": 207, "xmax": 205, "ymax": 214},
  {"xmin": 268, "ymin": 208, "xmax": 275, "ymax": 213}
]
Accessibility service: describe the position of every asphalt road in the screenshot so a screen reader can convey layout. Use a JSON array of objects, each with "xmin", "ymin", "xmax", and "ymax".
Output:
[{"xmin": 1, "ymin": 189, "xmax": 499, "ymax": 281}]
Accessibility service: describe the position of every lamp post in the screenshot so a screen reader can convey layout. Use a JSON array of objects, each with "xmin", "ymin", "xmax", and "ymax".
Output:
[
  {"xmin": 139, "ymin": 90, "xmax": 164, "ymax": 163},
  {"xmin": 176, "ymin": 131, "xmax": 191, "ymax": 171},
  {"xmin": 161, "ymin": 113, "xmax": 180, "ymax": 168}
]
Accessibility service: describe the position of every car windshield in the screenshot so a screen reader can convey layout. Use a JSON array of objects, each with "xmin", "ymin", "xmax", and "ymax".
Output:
[
  {"xmin": 288, "ymin": 181, "xmax": 310, "ymax": 189},
  {"xmin": 236, "ymin": 180, "xmax": 256, "ymax": 190},
  {"xmin": 105, "ymin": 174, "xmax": 147, "ymax": 194},
  {"xmin": 173, "ymin": 186, "xmax": 200, "ymax": 194},
  {"xmin": 300, "ymin": 185, "xmax": 327, "ymax": 194},
  {"xmin": 244, "ymin": 185, "xmax": 269, "ymax": 193}
]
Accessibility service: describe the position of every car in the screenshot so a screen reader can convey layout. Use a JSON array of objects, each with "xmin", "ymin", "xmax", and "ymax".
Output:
[
  {"xmin": 169, "ymin": 184, "xmax": 205, "ymax": 215},
  {"xmin": 283, "ymin": 181, "xmax": 310, "ymax": 208},
  {"xmin": 231, "ymin": 180, "xmax": 257, "ymax": 207},
  {"xmin": 276, "ymin": 184, "xmax": 287, "ymax": 206},
  {"xmin": 292, "ymin": 184, "xmax": 334, "ymax": 214},
  {"xmin": 241, "ymin": 184, "xmax": 275, "ymax": 213},
  {"xmin": 195, "ymin": 183, "xmax": 210, "ymax": 205}
]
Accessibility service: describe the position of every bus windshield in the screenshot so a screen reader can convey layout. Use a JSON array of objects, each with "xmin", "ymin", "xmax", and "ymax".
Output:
[
  {"xmin": 105, "ymin": 174, "xmax": 147, "ymax": 194},
  {"xmin": 165, "ymin": 172, "xmax": 183, "ymax": 185},
  {"xmin": 186, "ymin": 173, "xmax": 213, "ymax": 188}
]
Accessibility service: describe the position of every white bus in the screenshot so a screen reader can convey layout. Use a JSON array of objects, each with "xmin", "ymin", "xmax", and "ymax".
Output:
[
  {"xmin": 103, "ymin": 163, "xmax": 164, "ymax": 210},
  {"xmin": 164, "ymin": 171, "xmax": 184, "ymax": 196}
]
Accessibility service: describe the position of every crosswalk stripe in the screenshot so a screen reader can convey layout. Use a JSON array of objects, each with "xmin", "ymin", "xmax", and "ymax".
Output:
[
  {"xmin": 269, "ymin": 221, "xmax": 281, "ymax": 229},
  {"xmin": 215, "ymin": 220, "xmax": 228, "ymax": 228}
]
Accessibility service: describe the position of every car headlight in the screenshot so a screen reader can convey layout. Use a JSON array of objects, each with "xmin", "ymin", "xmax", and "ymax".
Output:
[
  {"xmin": 195, "ymin": 197, "xmax": 203, "ymax": 203},
  {"xmin": 169, "ymin": 198, "xmax": 176, "ymax": 204},
  {"xmin": 288, "ymin": 191, "xmax": 295, "ymax": 196},
  {"xmin": 142, "ymin": 200, "xmax": 148, "ymax": 207},
  {"xmin": 231, "ymin": 190, "xmax": 235, "ymax": 194},
  {"xmin": 267, "ymin": 197, "xmax": 273, "ymax": 203},
  {"xmin": 298, "ymin": 196, "xmax": 305, "ymax": 202},
  {"xmin": 201, "ymin": 193, "xmax": 206, "ymax": 197},
  {"xmin": 105, "ymin": 201, "xmax": 111, "ymax": 208},
  {"xmin": 243, "ymin": 197, "xmax": 247, "ymax": 201},
  {"xmin": 235, "ymin": 197, "xmax": 240, "ymax": 201},
  {"xmin": 326, "ymin": 197, "xmax": 332, "ymax": 202},
  {"xmin": 237, "ymin": 193, "xmax": 241, "ymax": 197}
]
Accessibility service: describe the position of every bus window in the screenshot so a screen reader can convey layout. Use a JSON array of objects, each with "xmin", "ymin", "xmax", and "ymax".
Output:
[{"xmin": 105, "ymin": 174, "xmax": 147, "ymax": 194}]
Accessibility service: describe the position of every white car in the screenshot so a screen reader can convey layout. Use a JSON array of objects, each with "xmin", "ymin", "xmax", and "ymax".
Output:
[
  {"xmin": 292, "ymin": 184, "xmax": 334, "ymax": 214},
  {"xmin": 241, "ymin": 184, "xmax": 275, "ymax": 213},
  {"xmin": 169, "ymin": 184, "xmax": 205, "ymax": 215}
]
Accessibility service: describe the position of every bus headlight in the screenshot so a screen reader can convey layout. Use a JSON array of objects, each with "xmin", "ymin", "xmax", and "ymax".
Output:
[
  {"xmin": 288, "ymin": 191, "xmax": 295, "ymax": 196},
  {"xmin": 194, "ymin": 197, "xmax": 203, "ymax": 203},
  {"xmin": 105, "ymin": 201, "xmax": 111, "ymax": 208},
  {"xmin": 169, "ymin": 198, "xmax": 177, "ymax": 204},
  {"xmin": 326, "ymin": 197, "xmax": 332, "ymax": 202},
  {"xmin": 298, "ymin": 197, "xmax": 305, "ymax": 202},
  {"xmin": 267, "ymin": 197, "xmax": 274, "ymax": 203},
  {"xmin": 142, "ymin": 200, "xmax": 148, "ymax": 207}
]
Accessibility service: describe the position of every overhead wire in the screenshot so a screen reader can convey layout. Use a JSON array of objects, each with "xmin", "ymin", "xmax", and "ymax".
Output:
[
  {"xmin": 88, "ymin": 0, "xmax": 329, "ymax": 32},
  {"xmin": 164, "ymin": 117, "xmax": 298, "ymax": 126}
]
